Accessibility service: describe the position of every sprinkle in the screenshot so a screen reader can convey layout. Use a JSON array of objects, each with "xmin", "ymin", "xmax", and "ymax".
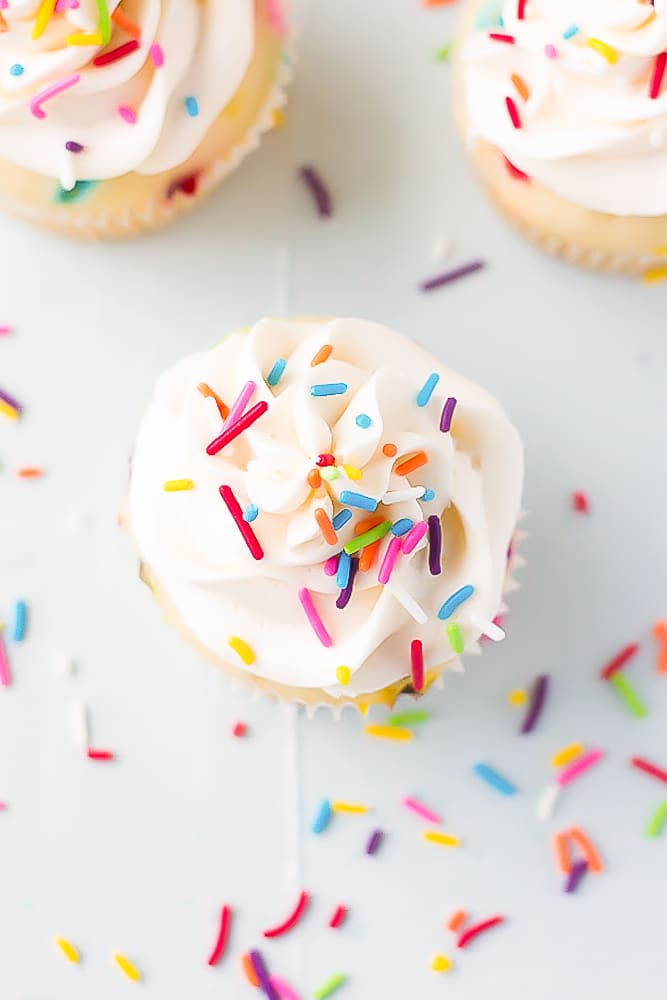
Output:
[
  {"xmin": 267, "ymin": 357, "xmax": 287, "ymax": 386},
  {"xmin": 395, "ymin": 451, "xmax": 429, "ymax": 477},
  {"xmin": 313, "ymin": 973, "xmax": 347, "ymax": 1000},
  {"xmin": 587, "ymin": 38, "xmax": 618, "ymax": 64},
  {"xmin": 0, "ymin": 625, "xmax": 11, "ymax": 687},
  {"xmin": 421, "ymin": 488, "xmax": 436, "ymax": 502},
  {"xmin": 564, "ymin": 859, "xmax": 588, "ymax": 894},
  {"xmin": 228, "ymin": 636, "xmax": 255, "ymax": 665},
  {"xmin": 358, "ymin": 542, "xmax": 380, "ymax": 574},
  {"xmin": 610, "ymin": 673, "xmax": 647, "ymax": 718},
  {"xmin": 489, "ymin": 32, "xmax": 515, "ymax": 43},
  {"xmin": 218, "ymin": 378, "xmax": 255, "ymax": 425},
  {"xmin": 392, "ymin": 518, "xmax": 413, "ymax": 536},
  {"xmin": 435, "ymin": 41, "xmax": 454, "ymax": 61},
  {"xmin": 556, "ymin": 748, "xmax": 604, "ymax": 787},
  {"xmin": 652, "ymin": 620, "xmax": 667, "ymax": 673},
  {"xmin": 537, "ymin": 784, "xmax": 560, "ymax": 820},
  {"xmin": 332, "ymin": 509, "xmax": 352, "ymax": 530},
  {"xmin": 366, "ymin": 829, "xmax": 384, "ymax": 855},
  {"xmin": 650, "ymin": 53, "xmax": 667, "ymax": 99},
  {"xmin": 508, "ymin": 689, "xmax": 526, "ymax": 706},
  {"xmin": 329, "ymin": 905, "xmax": 348, "ymax": 929},
  {"xmin": 410, "ymin": 638, "xmax": 424, "ymax": 691},
  {"xmin": 315, "ymin": 508, "xmax": 338, "ymax": 547},
  {"xmin": 208, "ymin": 401, "xmax": 268, "ymax": 455},
  {"xmin": 572, "ymin": 490, "xmax": 590, "ymax": 513},
  {"xmin": 431, "ymin": 954, "xmax": 451, "ymax": 972},
  {"xmin": 232, "ymin": 721, "xmax": 247, "ymax": 737},
  {"xmin": 403, "ymin": 796, "xmax": 440, "ymax": 823},
  {"xmin": 505, "ymin": 95, "xmax": 522, "ymax": 128},
  {"xmin": 643, "ymin": 264, "xmax": 667, "ymax": 285},
  {"xmin": 206, "ymin": 905, "xmax": 232, "ymax": 965},
  {"xmin": 113, "ymin": 954, "xmax": 141, "ymax": 982},
  {"xmin": 0, "ymin": 386, "xmax": 22, "ymax": 416},
  {"xmin": 365, "ymin": 724, "xmax": 413, "ymax": 742},
  {"xmin": 324, "ymin": 555, "xmax": 339, "ymax": 576},
  {"xmin": 117, "ymin": 104, "xmax": 137, "ymax": 124},
  {"xmin": 474, "ymin": 762, "xmax": 517, "ymax": 796},
  {"xmin": 163, "ymin": 479, "xmax": 194, "ymax": 492},
  {"xmin": 421, "ymin": 259, "xmax": 486, "ymax": 295},
  {"xmin": 511, "ymin": 73, "xmax": 530, "ymax": 101},
  {"xmin": 249, "ymin": 950, "xmax": 280, "ymax": 1000},
  {"xmin": 382, "ymin": 487, "xmax": 426, "ymax": 504},
  {"xmin": 298, "ymin": 587, "xmax": 332, "ymax": 647},
  {"xmin": 299, "ymin": 166, "xmax": 333, "ymax": 218},
  {"xmin": 95, "ymin": 0, "xmax": 111, "ymax": 43},
  {"xmin": 243, "ymin": 504, "xmax": 259, "ymax": 522},
  {"xmin": 16, "ymin": 467, "xmax": 44, "ymax": 479},
  {"xmin": 336, "ymin": 551, "xmax": 351, "ymax": 589},
  {"xmin": 317, "ymin": 453, "xmax": 336, "ymax": 467},
  {"xmin": 382, "ymin": 443, "xmax": 398, "ymax": 457},
  {"xmin": 562, "ymin": 24, "xmax": 579, "ymax": 39},
  {"xmin": 631, "ymin": 756, "xmax": 667, "ymax": 784},
  {"xmin": 263, "ymin": 890, "xmax": 310, "ymax": 938},
  {"xmin": 553, "ymin": 831, "xmax": 571, "ymax": 874},
  {"xmin": 113, "ymin": 7, "xmax": 142, "ymax": 39},
  {"xmin": 311, "ymin": 382, "xmax": 348, "ymax": 397},
  {"xmin": 438, "ymin": 584, "xmax": 475, "ymax": 621},
  {"xmin": 56, "ymin": 938, "xmax": 80, "ymax": 963},
  {"xmin": 355, "ymin": 414, "xmax": 372, "ymax": 428},
  {"xmin": 423, "ymin": 830, "xmax": 460, "ymax": 848},
  {"xmin": 332, "ymin": 802, "xmax": 369, "ymax": 814},
  {"xmin": 93, "ymin": 39, "xmax": 140, "ymax": 66},
  {"xmin": 457, "ymin": 916, "xmax": 504, "ymax": 949},
  {"xmin": 378, "ymin": 537, "xmax": 402, "ymax": 584},
  {"xmin": 647, "ymin": 801, "xmax": 667, "ymax": 838},
  {"xmin": 447, "ymin": 910, "xmax": 467, "ymax": 932},
  {"xmin": 343, "ymin": 520, "xmax": 390, "ymax": 554},
  {"xmin": 87, "ymin": 749, "xmax": 114, "ymax": 761},
  {"xmin": 184, "ymin": 95, "xmax": 199, "ymax": 117},
  {"xmin": 219, "ymin": 485, "xmax": 264, "ymax": 560},
  {"xmin": 477, "ymin": 618, "xmax": 505, "ymax": 642},
  {"xmin": 241, "ymin": 953, "xmax": 260, "ymax": 987},
  {"xmin": 402, "ymin": 521, "xmax": 428, "ymax": 554},
  {"xmin": 387, "ymin": 710, "xmax": 430, "ymax": 726},
  {"xmin": 336, "ymin": 666, "xmax": 350, "ymax": 685},
  {"xmin": 271, "ymin": 976, "xmax": 303, "ymax": 1000},
  {"xmin": 67, "ymin": 32, "xmax": 102, "ymax": 46},
  {"xmin": 149, "ymin": 43, "xmax": 164, "ymax": 66},
  {"xmin": 13, "ymin": 601, "xmax": 27, "ymax": 642},
  {"xmin": 311, "ymin": 344, "xmax": 333, "ymax": 366},
  {"xmin": 544, "ymin": 43, "xmax": 558, "ymax": 58},
  {"xmin": 312, "ymin": 800, "xmax": 332, "ymax": 834},
  {"xmin": 599, "ymin": 642, "xmax": 638, "ymax": 679},
  {"xmin": 342, "ymin": 465, "xmax": 361, "ymax": 480},
  {"xmin": 446, "ymin": 622, "xmax": 464, "ymax": 653},
  {"xmin": 9, "ymin": 64, "xmax": 24, "ymax": 76},
  {"xmin": 0, "ymin": 326, "xmax": 12, "ymax": 335},
  {"xmin": 520, "ymin": 673, "xmax": 550, "ymax": 734},
  {"xmin": 416, "ymin": 373, "xmax": 440, "ymax": 407},
  {"xmin": 309, "ymin": 469, "xmax": 322, "ymax": 489},
  {"xmin": 32, "ymin": 0, "xmax": 57, "ymax": 39},
  {"xmin": 336, "ymin": 557, "xmax": 359, "ymax": 609},
  {"xmin": 551, "ymin": 743, "xmax": 583, "ymax": 768},
  {"xmin": 29, "ymin": 72, "xmax": 81, "ymax": 119},
  {"xmin": 440, "ymin": 397, "xmax": 457, "ymax": 432},
  {"xmin": 0, "ymin": 399, "xmax": 18, "ymax": 421},
  {"xmin": 568, "ymin": 827, "xmax": 604, "ymax": 873}
]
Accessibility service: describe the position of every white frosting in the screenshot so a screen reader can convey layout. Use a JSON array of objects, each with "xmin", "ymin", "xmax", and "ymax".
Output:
[
  {"xmin": 129, "ymin": 318, "xmax": 524, "ymax": 698},
  {"xmin": 0, "ymin": 0, "xmax": 256, "ymax": 181},
  {"xmin": 462, "ymin": 0, "xmax": 667, "ymax": 215}
]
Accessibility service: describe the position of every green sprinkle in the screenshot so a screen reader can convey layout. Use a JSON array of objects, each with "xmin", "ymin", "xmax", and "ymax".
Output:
[
  {"xmin": 55, "ymin": 180, "xmax": 97, "ymax": 203},
  {"xmin": 446, "ymin": 622, "xmax": 464, "ymax": 654},
  {"xmin": 96, "ymin": 0, "xmax": 111, "ymax": 44},
  {"xmin": 320, "ymin": 467, "xmax": 341, "ymax": 481},
  {"xmin": 435, "ymin": 41, "xmax": 454, "ymax": 62},
  {"xmin": 610, "ymin": 673, "xmax": 647, "ymax": 718},
  {"xmin": 646, "ymin": 800, "xmax": 667, "ymax": 838},
  {"xmin": 387, "ymin": 710, "xmax": 430, "ymax": 727},
  {"xmin": 343, "ymin": 521, "xmax": 391, "ymax": 555},
  {"xmin": 313, "ymin": 972, "xmax": 347, "ymax": 1000}
]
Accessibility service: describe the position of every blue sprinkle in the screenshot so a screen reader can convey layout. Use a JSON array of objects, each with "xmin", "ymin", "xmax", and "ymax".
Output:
[
  {"xmin": 13, "ymin": 600, "xmax": 27, "ymax": 643},
  {"xmin": 310, "ymin": 382, "xmax": 348, "ymax": 397},
  {"xmin": 243, "ymin": 504, "xmax": 259, "ymax": 523},
  {"xmin": 421, "ymin": 489, "xmax": 436, "ymax": 502},
  {"xmin": 332, "ymin": 509, "xmax": 352, "ymax": 530},
  {"xmin": 336, "ymin": 551, "xmax": 352, "ymax": 589},
  {"xmin": 9, "ymin": 64, "xmax": 24, "ymax": 77},
  {"xmin": 562, "ymin": 24, "xmax": 579, "ymax": 39},
  {"xmin": 312, "ymin": 799, "xmax": 332, "ymax": 834},
  {"xmin": 475, "ymin": 0, "xmax": 503, "ymax": 29},
  {"xmin": 416, "ymin": 372, "xmax": 440, "ymax": 407},
  {"xmin": 437, "ymin": 584, "xmax": 475, "ymax": 621},
  {"xmin": 391, "ymin": 518, "xmax": 413, "ymax": 537},
  {"xmin": 474, "ymin": 763, "xmax": 517, "ymax": 796},
  {"xmin": 339, "ymin": 490, "xmax": 377, "ymax": 512},
  {"xmin": 355, "ymin": 413, "xmax": 372, "ymax": 428},
  {"xmin": 266, "ymin": 357, "xmax": 286, "ymax": 387},
  {"xmin": 184, "ymin": 95, "xmax": 199, "ymax": 117}
]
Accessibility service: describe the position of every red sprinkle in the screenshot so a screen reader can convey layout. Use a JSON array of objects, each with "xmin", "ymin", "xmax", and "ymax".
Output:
[
  {"xmin": 93, "ymin": 39, "xmax": 140, "ymax": 66},
  {"xmin": 218, "ymin": 485, "xmax": 264, "ymax": 561},
  {"xmin": 630, "ymin": 756, "xmax": 667, "ymax": 784},
  {"xmin": 87, "ymin": 749, "xmax": 115, "ymax": 761},
  {"xmin": 207, "ymin": 400, "xmax": 268, "ymax": 455},
  {"xmin": 206, "ymin": 905, "xmax": 232, "ymax": 966},
  {"xmin": 457, "ymin": 915, "xmax": 505, "ymax": 949},
  {"xmin": 650, "ymin": 52, "xmax": 667, "ymax": 99},
  {"xmin": 517, "ymin": 0, "xmax": 526, "ymax": 17},
  {"xmin": 505, "ymin": 95, "xmax": 522, "ymax": 129},
  {"xmin": 489, "ymin": 33, "xmax": 515, "ymax": 43},
  {"xmin": 572, "ymin": 490, "xmax": 590, "ymax": 513},
  {"xmin": 232, "ymin": 722, "xmax": 247, "ymax": 738},
  {"xmin": 329, "ymin": 905, "xmax": 348, "ymax": 929},
  {"xmin": 599, "ymin": 643, "xmax": 639, "ymax": 681},
  {"xmin": 410, "ymin": 639, "xmax": 424, "ymax": 692},
  {"xmin": 263, "ymin": 890, "xmax": 310, "ymax": 939},
  {"xmin": 503, "ymin": 155, "xmax": 530, "ymax": 181}
]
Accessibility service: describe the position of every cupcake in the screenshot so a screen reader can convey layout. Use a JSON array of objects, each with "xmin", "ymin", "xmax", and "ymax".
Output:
[
  {"xmin": 456, "ymin": 0, "xmax": 667, "ymax": 274},
  {"xmin": 0, "ymin": 0, "xmax": 289, "ymax": 239},
  {"xmin": 126, "ymin": 317, "xmax": 524, "ymax": 711}
]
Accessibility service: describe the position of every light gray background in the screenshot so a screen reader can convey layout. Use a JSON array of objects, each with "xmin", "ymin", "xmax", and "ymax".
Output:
[{"xmin": 2, "ymin": 1, "xmax": 667, "ymax": 996}]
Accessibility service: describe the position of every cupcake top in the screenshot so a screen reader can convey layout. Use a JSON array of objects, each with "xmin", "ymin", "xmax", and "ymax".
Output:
[
  {"xmin": 0, "ymin": 0, "xmax": 256, "ymax": 187},
  {"xmin": 462, "ymin": 0, "xmax": 667, "ymax": 215},
  {"xmin": 129, "ymin": 318, "xmax": 524, "ymax": 700}
]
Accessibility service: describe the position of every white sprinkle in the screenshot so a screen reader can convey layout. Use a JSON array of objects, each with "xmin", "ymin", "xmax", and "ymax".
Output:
[
  {"xmin": 204, "ymin": 394, "xmax": 224, "ymax": 434},
  {"xmin": 536, "ymin": 783, "xmax": 560, "ymax": 821},
  {"xmin": 432, "ymin": 236, "xmax": 453, "ymax": 261},
  {"xmin": 386, "ymin": 581, "xmax": 428, "ymax": 624},
  {"xmin": 69, "ymin": 699, "xmax": 89, "ymax": 750},
  {"xmin": 382, "ymin": 487, "xmax": 426, "ymax": 505},
  {"xmin": 472, "ymin": 618, "xmax": 505, "ymax": 642},
  {"xmin": 60, "ymin": 150, "xmax": 76, "ymax": 193},
  {"xmin": 54, "ymin": 653, "xmax": 76, "ymax": 678}
]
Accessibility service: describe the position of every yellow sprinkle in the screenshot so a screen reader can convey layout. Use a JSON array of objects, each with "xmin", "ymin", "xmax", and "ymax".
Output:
[
  {"xmin": 423, "ymin": 830, "xmax": 460, "ymax": 847},
  {"xmin": 55, "ymin": 938, "xmax": 80, "ymax": 964},
  {"xmin": 163, "ymin": 478, "xmax": 194, "ymax": 492},
  {"xmin": 336, "ymin": 665, "xmax": 351, "ymax": 686},
  {"xmin": 272, "ymin": 108, "xmax": 285, "ymax": 128},
  {"xmin": 114, "ymin": 954, "xmax": 141, "ymax": 983},
  {"xmin": 508, "ymin": 689, "xmax": 527, "ymax": 706},
  {"xmin": 586, "ymin": 38, "xmax": 618, "ymax": 63},
  {"xmin": 342, "ymin": 465, "xmax": 362, "ymax": 481},
  {"xmin": 0, "ymin": 399, "xmax": 19, "ymax": 421},
  {"xmin": 431, "ymin": 954, "xmax": 452, "ymax": 973},
  {"xmin": 67, "ymin": 31, "xmax": 103, "ymax": 45},
  {"xmin": 551, "ymin": 742, "xmax": 583, "ymax": 769},
  {"xmin": 33, "ymin": 0, "xmax": 57, "ymax": 39},
  {"xmin": 365, "ymin": 724, "xmax": 413, "ymax": 742},
  {"xmin": 642, "ymin": 264, "xmax": 667, "ymax": 285},
  {"xmin": 228, "ymin": 637, "xmax": 255, "ymax": 665},
  {"xmin": 332, "ymin": 801, "xmax": 369, "ymax": 814},
  {"xmin": 653, "ymin": 245, "xmax": 667, "ymax": 257}
]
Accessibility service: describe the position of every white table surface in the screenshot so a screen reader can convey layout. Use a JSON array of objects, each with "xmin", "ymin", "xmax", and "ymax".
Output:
[{"xmin": 3, "ymin": 1, "xmax": 667, "ymax": 997}]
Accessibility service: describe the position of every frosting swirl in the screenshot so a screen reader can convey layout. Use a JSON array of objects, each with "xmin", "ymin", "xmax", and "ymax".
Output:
[
  {"xmin": 462, "ymin": 0, "xmax": 667, "ymax": 215},
  {"xmin": 0, "ymin": 0, "xmax": 254, "ymax": 183},
  {"xmin": 129, "ymin": 318, "xmax": 524, "ymax": 697}
]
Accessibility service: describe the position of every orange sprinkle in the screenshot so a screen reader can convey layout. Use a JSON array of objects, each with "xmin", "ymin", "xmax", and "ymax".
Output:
[
  {"xmin": 241, "ymin": 953, "xmax": 260, "ymax": 988},
  {"xmin": 447, "ymin": 910, "xmax": 467, "ymax": 932},
  {"xmin": 382, "ymin": 443, "xmax": 397, "ymax": 458},
  {"xmin": 315, "ymin": 508, "xmax": 337, "ymax": 546},
  {"xmin": 308, "ymin": 468, "xmax": 322, "ymax": 490},
  {"xmin": 354, "ymin": 515, "xmax": 384, "ymax": 535},
  {"xmin": 568, "ymin": 827, "xmax": 604, "ymax": 873},
  {"xmin": 553, "ymin": 831, "xmax": 571, "ymax": 874},
  {"xmin": 511, "ymin": 73, "xmax": 530, "ymax": 101},
  {"xmin": 311, "ymin": 344, "xmax": 333, "ymax": 367},
  {"xmin": 16, "ymin": 467, "xmax": 44, "ymax": 479},
  {"xmin": 395, "ymin": 451, "xmax": 429, "ymax": 477},
  {"xmin": 111, "ymin": 6, "xmax": 141, "ymax": 38},
  {"xmin": 653, "ymin": 620, "xmax": 667, "ymax": 673},
  {"xmin": 359, "ymin": 539, "xmax": 381, "ymax": 572},
  {"xmin": 198, "ymin": 382, "xmax": 230, "ymax": 419}
]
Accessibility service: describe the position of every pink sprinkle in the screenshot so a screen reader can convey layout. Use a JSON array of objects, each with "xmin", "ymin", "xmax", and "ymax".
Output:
[
  {"xmin": 0, "ymin": 326, "xmax": 13, "ymax": 335},
  {"xmin": 324, "ymin": 555, "xmax": 339, "ymax": 577},
  {"xmin": 225, "ymin": 380, "xmax": 256, "ymax": 427},
  {"xmin": 0, "ymin": 631, "xmax": 10, "ymax": 687},
  {"xmin": 270, "ymin": 976, "xmax": 303, "ymax": 1000},
  {"xmin": 232, "ymin": 722, "xmax": 247, "ymax": 738},
  {"xmin": 402, "ymin": 521, "xmax": 428, "ymax": 555},
  {"xmin": 30, "ymin": 74, "xmax": 80, "ymax": 120},
  {"xmin": 150, "ymin": 43, "xmax": 164, "ymax": 67},
  {"xmin": 378, "ymin": 536, "xmax": 402, "ymax": 584},
  {"xmin": 298, "ymin": 587, "xmax": 332, "ymax": 648},
  {"xmin": 556, "ymin": 749, "xmax": 604, "ymax": 788},
  {"xmin": 544, "ymin": 43, "xmax": 558, "ymax": 58},
  {"xmin": 118, "ymin": 105, "xmax": 137, "ymax": 124},
  {"xmin": 266, "ymin": 0, "xmax": 287, "ymax": 36},
  {"xmin": 403, "ymin": 796, "xmax": 442, "ymax": 823}
]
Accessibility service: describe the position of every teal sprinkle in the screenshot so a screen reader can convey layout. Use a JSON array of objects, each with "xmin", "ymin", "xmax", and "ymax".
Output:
[
  {"xmin": 416, "ymin": 372, "xmax": 440, "ymax": 407},
  {"xmin": 55, "ymin": 180, "xmax": 97, "ymax": 203},
  {"xmin": 391, "ymin": 518, "xmax": 413, "ymax": 537},
  {"xmin": 562, "ymin": 24, "xmax": 579, "ymax": 39},
  {"xmin": 184, "ymin": 96, "xmax": 199, "ymax": 117},
  {"xmin": 243, "ymin": 504, "xmax": 259, "ymax": 523},
  {"xmin": 312, "ymin": 799, "xmax": 332, "ymax": 834},
  {"xmin": 266, "ymin": 357, "xmax": 286, "ymax": 387},
  {"xmin": 421, "ymin": 489, "xmax": 436, "ymax": 502},
  {"xmin": 9, "ymin": 64, "xmax": 24, "ymax": 77},
  {"xmin": 355, "ymin": 414, "xmax": 372, "ymax": 428},
  {"xmin": 475, "ymin": 0, "xmax": 504, "ymax": 29}
]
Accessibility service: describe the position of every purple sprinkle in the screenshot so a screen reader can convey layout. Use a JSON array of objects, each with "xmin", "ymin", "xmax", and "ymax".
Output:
[
  {"xmin": 521, "ymin": 674, "xmax": 550, "ymax": 735},
  {"xmin": 336, "ymin": 556, "xmax": 359, "ymax": 609},
  {"xmin": 440, "ymin": 397, "xmax": 457, "ymax": 433},
  {"xmin": 420, "ymin": 260, "xmax": 485, "ymax": 293},
  {"xmin": 299, "ymin": 165, "xmax": 332, "ymax": 218},
  {"xmin": 65, "ymin": 140, "xmax": 84, "ymax": 153},
  {"xmin": 0, "ymin": 386, "xmax": 21, "ymax": 413},
  {"xmin": 366, "ymin": 828, "xmax": 384, "ymax": 855},
  {"xmin": 427, "ymin": 514, "xmax": 442, "ymax": 576},
  {"xmin": 564, "ymin": 859, "xmax": 588, "ymax": 894},
  {"xmin": 249, "ymin": 950, "xmax": 280, "ymax": 1000}
]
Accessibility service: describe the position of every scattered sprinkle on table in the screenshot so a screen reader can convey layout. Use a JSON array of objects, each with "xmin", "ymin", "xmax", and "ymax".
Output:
[
  {"xmin": 332, "ymin": 802, "xmax": 369, "ymax": 814},
  {"xmin": 435, "ymin": 41, "xmax": 454, "ymax": 61},
  {"xmin": 420, "ymin": 260, "xmax": 485, "ymax": 293},
  {"xmin": 366, "ymin": 829, "xmax": 384, "ymax": 855},
  {"xmin": 12, "ymin": 600, "xmax": 27, "ymax": 642},
  {"xmin": 329, "ymin": 904, "xmax": 348, "ymax": 929},
  {"xmin": 423, "ymin": 830, "xmax": 460, "ymax": 847},
  {"xmin": 599, "ymin": 642, "xmax": 639, "ymax": 680},
  {"xmin": 553, "ymin": 831, "xmax": 571, "ymax": 874},
  {"xmin": 312, "ymin": 800, "xmax": 332, "ymax": 834},
  {"xmin": 232, "ymin": 721, "xmax": 247, "ymax": 738},
  {"xmin": 551, "ymin": 743, "xmax": 583, "ymax": 768},
  {"xmin": 564, "ymin": 859, "xmax": 588, "ymax": 894},
  {"xmin": 556, "ymin": 748, "xmax": 604, "ymax": 787},
  {"xmin": 508, "ymin": 689, "xmax": 527, "ymax": 706},
  {"xmin": 0, "ymin": 625, "xmax": 12, "ymax": 687},
  {"xmin": 568, "ymin": 827, "xmax": 604, "ymax": 872},
  {"xmin": 609, "ymin": 672, "xmax": 647, "ymax": 718},
  {"xmin": 631, "ymin": 756, "xmax": 667, "ymax": 784},
  {"xmin": 403, "ymin": 796, "xmax": 441, "ymax": 823},
  {"xmin": 431, "ymin": 953, "xmax": 452, "ymax": 972},
  {"xmin": 447, "ymin": 909, "xmax": 467, "ymax": 932},
  {"xmin": 206, "ymin": 904, "xmax": 232, "ymax": 965},
  {"xmin": 55, "ymin": 937, "xmax": 80, "ymax": 963},
  {"xmin": 113, "ymin": 953, "xmax": 141, "ymax": 982},
  {"xmin": 653, "ymin": 620, "xmax": 667, "ymax": 673},
  {"xmin": 572, "ymin": 490, "xmax": 590, "ymax": 513},
  {"xmin": 520, "ymin": 673, "xmax": 550, "ymax": 734},
  {"xmin": 299, "ymin": 165, "xmax": 332, "ymax": 218},
  {"xmin": 241, "ymin": 952, "xmax": 261, "ymax": 987},
  {"xmin": 474, "ymin": 762, "xmax": 517, "ymax": 796},
  {"xmin": 646, "ymin": 800, "xmax": 667, "ymax": 838},
  {"xmin": 249, "ymin": 950, "xmax": 279, "ymax": 1000},
  {"xmin": 270, "ymin": 975, "xmax": 303, "ymax": 1000},
  {"xmin": 387, "ymin": 710, "xmax": 429, "ymax": 727},
  {"xmin": 16, "ymin": 466, "xmax": 44, "ymax": 479},
  {"xmin": 87, "ymin": 748, "xmax": 115, "ymax": 761},
  {"xmin": 365, "ymin": 724, "xmax": 413, "ymax": 742},
  {"xmin": 456, "ymin": 915, "xmax": 504, "ymax": 949},
  {"xmin": 263, "ymin": 890, "xmax": 310, "ymax": 938},
  {"xmin": 313, "ymin": 972, "xmax": 347, "ymax": 1000}
]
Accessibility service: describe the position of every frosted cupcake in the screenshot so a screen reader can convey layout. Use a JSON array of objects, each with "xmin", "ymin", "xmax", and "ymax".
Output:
[
  {"xmin": 126, "ymin": 318, "xmax": 524, "ymax": 711},
  {"xmin": 456, "ymin": 0, "xmax": 667, "ymax": 274},
  {"xmin": 0, "ymin": 0, "xmax": 289, "ymax": 238}
]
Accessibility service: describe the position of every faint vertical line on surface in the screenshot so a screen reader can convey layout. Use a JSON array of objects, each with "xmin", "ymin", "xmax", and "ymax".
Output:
[
  {"xmin": 281, "ymin": 699, "xmax": 305, "ymax": 982},
  {"xmin": 274, "ymin": 244, "xmax": 291, "ymax": 317}
]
